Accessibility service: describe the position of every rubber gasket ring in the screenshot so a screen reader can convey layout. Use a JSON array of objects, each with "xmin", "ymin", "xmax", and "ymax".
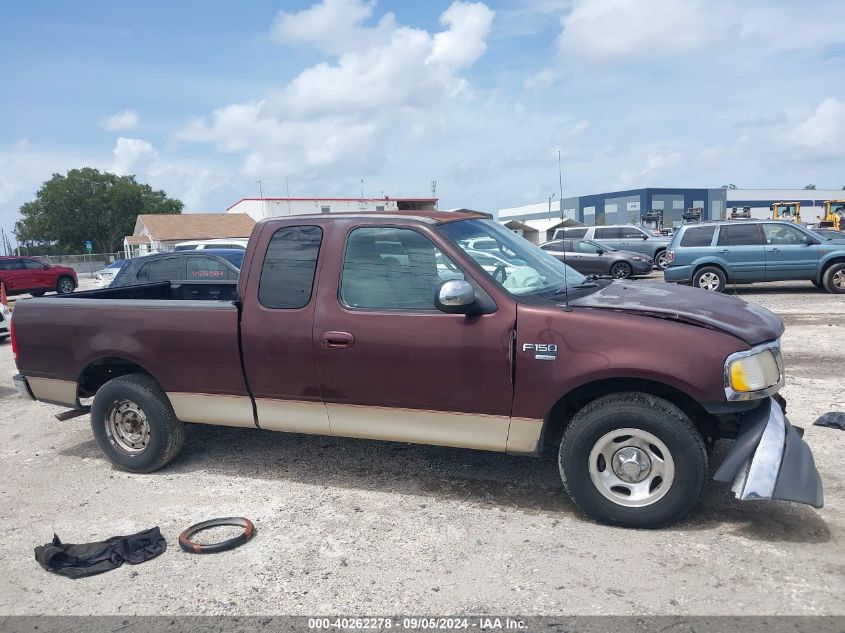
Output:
[{"xmin": 178, "ymin": 517, "xmax": 255, "ymax": 554}]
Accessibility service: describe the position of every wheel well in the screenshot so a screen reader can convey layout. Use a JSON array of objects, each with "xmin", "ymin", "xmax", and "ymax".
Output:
[
  {"xmin": 541, "ymin": 378, "xmax": 718, "ymax": 449},
  {"xmin": 693, "ymin": 262, "xmax": 729, "ymax": 281},
  {"xmin": 78, "ymin": 357, "xmax": 152, "ymax": 398},
  {"xmin": 820, "ymin": 257, "xmax": 845, "ymax": 281}
]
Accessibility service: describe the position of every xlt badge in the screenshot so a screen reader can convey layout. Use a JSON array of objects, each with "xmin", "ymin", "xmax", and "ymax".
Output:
[{"xmin": 523, "ymin": 343, "xmax": 558, "ymax": 361}]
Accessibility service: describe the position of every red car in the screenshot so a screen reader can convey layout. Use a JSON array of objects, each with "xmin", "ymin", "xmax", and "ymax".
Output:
[{"xmin": 0, "ymin": 256, "xmax": 77, "ymax": 296}]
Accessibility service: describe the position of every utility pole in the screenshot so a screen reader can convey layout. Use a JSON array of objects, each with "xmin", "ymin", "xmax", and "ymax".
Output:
[
  {"xmin": 256, "ymin": 180, "xmax": 266, "ymax": 218},
  {"xmin": 431, "ymin": 180, "xmax": 438, "ymax": 210}
]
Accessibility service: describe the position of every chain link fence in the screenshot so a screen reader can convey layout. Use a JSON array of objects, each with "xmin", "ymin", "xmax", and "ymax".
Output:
[{"xmin": 38, "ymin": 253, "xmax": 127, "ymax": 279}]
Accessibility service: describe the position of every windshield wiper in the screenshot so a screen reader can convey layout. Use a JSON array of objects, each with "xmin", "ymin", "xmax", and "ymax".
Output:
[{"xmin": 554, "ymin": 282, "xmax": 598, "ymax": 295}]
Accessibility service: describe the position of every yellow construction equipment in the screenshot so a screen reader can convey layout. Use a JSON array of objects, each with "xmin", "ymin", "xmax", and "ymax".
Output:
[
  {"xmin": 818, "ymin": 200, "xmax": 844, "ymax": 230},
  {"xmin": 770, "ymin": 202, "xmax": 801, "ymax": 223}
]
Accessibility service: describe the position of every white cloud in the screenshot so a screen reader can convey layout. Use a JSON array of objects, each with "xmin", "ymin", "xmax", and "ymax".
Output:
[
  {"xmin": 180, "ymin": 1, "xmax": 494, "ymax": 178},
  {"xmin": 782, "ymin": 98, "xmax": 845, "ymax": 159},
  {"xmin": 523, "ymin": 68, "xmax": 558, "ymax": 91},
  {"xmin": 112, "ymin": 137, "xmax": 157, "ymax": 175},
  {"xmin": 558, "ymin": 0, "xmax": 720, "ymax": 64},
  {"xmin": 103, "ymin": 109, "xmax": 140, "ymax": 131}
]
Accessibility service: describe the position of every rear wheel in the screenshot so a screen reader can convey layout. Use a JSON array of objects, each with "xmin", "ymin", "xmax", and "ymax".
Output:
[
  {"xmin": 693, "ymin": 266, "xmax": 727, "ymax": 292},
  {"xmin": 655, "ymin": 250, "xmax": 669, "ymax": 270},
  {"xmin": 559, "ymin": 392, "xmax": 707, "ymax": 528},
  {"xmin": 56, "ymin": 276, "xmax": 75, "ymax": 295},
  {"xmin": 91, "ymin": 374, "xmax": 185, "ymax": 473},
  {"xmin": 822, "ymin": 263, "xmax": 845, "ymax": 294},
  {"xmin": 610, "ymin": 262, "xmax": 632, "ymax": 279}
]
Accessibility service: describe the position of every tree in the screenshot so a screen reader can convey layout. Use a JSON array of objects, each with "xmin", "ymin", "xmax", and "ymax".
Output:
[
  {"xmin": 15, "ymin": 168, "xmax": 182, "ymax": 254},
  {"xmin": 804, "ymin": 184, "xmax": 816, "ymax": 190}
]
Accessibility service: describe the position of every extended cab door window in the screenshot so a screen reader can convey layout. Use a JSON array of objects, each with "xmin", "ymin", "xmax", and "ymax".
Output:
[
  {"xmin": 340, "ymin": 227, "xmax": 462, "ymax": 311},
  {"xmin": 258, "ymin": 226, "xmax": 322, "ymax": 309}
]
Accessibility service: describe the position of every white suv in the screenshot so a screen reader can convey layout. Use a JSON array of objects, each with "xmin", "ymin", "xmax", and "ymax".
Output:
[{"xmin": 173, "ymin": 239, "xmax": 248, "ymax": 251}]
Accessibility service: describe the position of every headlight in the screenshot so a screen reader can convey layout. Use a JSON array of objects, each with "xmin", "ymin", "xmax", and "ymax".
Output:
[{"xmin": 724, "ymin": 343, "xmax": 783, "ymax": 399}]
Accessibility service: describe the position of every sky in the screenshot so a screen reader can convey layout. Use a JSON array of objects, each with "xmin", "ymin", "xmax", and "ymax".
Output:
[{"xmin": 1, "ymin": 0, "xmax": 844, "ymax": 244}]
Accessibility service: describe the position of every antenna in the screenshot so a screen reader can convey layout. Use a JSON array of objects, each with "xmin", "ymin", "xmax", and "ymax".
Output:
[
  {"xmin": 285, "ymin": 176, "xmax": 291, "ymax": 214},
  {"xmin": 558, "ymin": 149, "xmax": 572, "ymax": 311}
]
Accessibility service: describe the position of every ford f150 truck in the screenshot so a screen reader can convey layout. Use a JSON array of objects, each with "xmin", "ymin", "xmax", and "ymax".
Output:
[{"xmin": 10, "ymin": 211, "xmax": 823, "ymax": 528}]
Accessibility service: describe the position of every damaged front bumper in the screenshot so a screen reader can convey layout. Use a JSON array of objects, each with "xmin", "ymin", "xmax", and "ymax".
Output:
[{"xmin": 714, "ymin": 396, "xmax": 823, "ymax": 508}]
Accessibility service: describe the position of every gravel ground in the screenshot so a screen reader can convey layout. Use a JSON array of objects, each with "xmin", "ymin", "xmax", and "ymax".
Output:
[{"xmin": 0, "ymin": 278, "xmax": 842, "ymax": 616}]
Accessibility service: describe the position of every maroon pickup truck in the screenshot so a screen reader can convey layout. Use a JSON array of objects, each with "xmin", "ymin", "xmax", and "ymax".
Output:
[{"xmin": 11, "ymin": 211, "xmax": 822, "ymax": 528}]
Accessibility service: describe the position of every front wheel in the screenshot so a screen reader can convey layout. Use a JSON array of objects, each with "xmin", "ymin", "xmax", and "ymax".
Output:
[
  {"xmin": 822, "ymin": 263, "xmax": 845, "ymax": 294},
  {"xmin": 91, "ymin": 374, "xmax": 185, "ymax": 473},
  {"xmin": 559, "ymin": 392, "xmax": 707, "ymax": 528},
  {"xmin": 610, "ymin": 262, "xmax": 632, "ymax": 279},
  {"xmin": 56, "ymin": 276, "xmax": 75, "ymax": 295},
  {"xmin": 655, "ymin": 250, "xmax": 669, "ymax": 270}
]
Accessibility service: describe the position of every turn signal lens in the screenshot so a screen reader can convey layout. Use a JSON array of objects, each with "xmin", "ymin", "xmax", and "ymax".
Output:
[{"xmin": 728, "ymin": 350, "xmax": 779, "ymax": 392}]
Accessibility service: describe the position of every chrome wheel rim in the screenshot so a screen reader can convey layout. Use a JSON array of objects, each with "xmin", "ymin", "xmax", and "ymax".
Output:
[
  {"xmin": 656, "ymin": 252, "xmax": 668, "ymax": 269},
  {"xmin": 833, "ymin": 270, "xmax": 845, "ymax": 289},
  {"xmin": 697, "ymin": 272, "xmax": 720, "ymax": 291},
  {"xmin": 588, "ymin": 428, "xmax": 675, "ymax": 508},
  {"xmin": 611, "ymin": 263, "xmax": 631, "ymax": 279},
  {"xmin": 59, "ymin": 279, "xmax": 74, "ymax": 294},
  {"xmin": 105, "ymin": 399, "xmax": 150, "ymax": 454}
]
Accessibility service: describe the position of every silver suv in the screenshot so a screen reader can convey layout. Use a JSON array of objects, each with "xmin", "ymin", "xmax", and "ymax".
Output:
[{"xmin": 552, "ymin": 225, "xmax": 672, "ymax": 269}]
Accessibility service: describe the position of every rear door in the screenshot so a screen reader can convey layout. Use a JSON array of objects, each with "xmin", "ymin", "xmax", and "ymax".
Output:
[
  {"xmin": 714, "ymin": 223, "xmax": 766, "ymax": 281},
  {"xmin": 312, "ymin": 221, "xmax": 516, "ymax": 451},
  {"xmin": 593, "ymin": 227, "xmax": 622, "ymax": 251},
  {"xmin": 0, "ymin": 258, "xmax": 28, "ymax": 293},
  {"xmin": 240, "ymin": 223, "xmax": 330, "ymax": 435},
  {"xmin": 761, "ymin": 223, "xmax": 819, "ymax": 280},
  {"xmin": 618, "ymin": 226, "xmax": 650, "ymax": 255}
]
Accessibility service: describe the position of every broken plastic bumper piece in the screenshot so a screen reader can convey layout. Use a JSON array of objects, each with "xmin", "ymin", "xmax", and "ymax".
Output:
[{"xmin": 714, "ymin": 396, "xmax": 823, "ymax": 508}]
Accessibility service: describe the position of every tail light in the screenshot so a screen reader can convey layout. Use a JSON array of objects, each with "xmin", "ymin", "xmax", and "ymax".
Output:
[
  {"xmin": 666, "ymin": 250, "xmax": 675, "ymax": 264},
  {"xmin": 10, "ymin": 318, "xmax": 17, "ymax": 362}
]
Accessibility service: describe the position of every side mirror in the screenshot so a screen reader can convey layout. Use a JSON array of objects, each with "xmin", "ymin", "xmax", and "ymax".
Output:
[
  {"xmin": 801, "ymin": 236, "xmax": 816, "ymax": 246},
  {"xmin": 642, "ymin": 234, "xmax": 649, "ymax": 240},
  {"xmin": 435, "ymin": 280, "xmax": 477, "ymax": 314},
  {"xmin": 596, "ymin": 250, "xmax": 606, "ymax": 256}
]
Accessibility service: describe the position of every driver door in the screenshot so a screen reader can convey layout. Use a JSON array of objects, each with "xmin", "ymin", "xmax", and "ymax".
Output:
[{"xmin": 313, "ymin": 222, "xmax": 516, "ymax": 451}]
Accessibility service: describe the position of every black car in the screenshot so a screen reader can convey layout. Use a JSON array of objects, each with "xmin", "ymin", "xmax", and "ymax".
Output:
[
  {"xmin": 111, "ymin": 249, "xmax": 245, "ymax": 287},
  {"xmin": 540, "ymin": 239, "xmax": 653, "ymax": 279}
]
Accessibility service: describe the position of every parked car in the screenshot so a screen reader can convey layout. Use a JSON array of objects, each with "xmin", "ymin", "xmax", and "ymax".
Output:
[
  {"xmin": 94, "ymin": 260, "xmax": 127, "ymax": 289},
  {"xmin": 173, "ymin": 239, "xmax": 248, "ymax": 251},
  {"xmin": 110, "ymin": 249, "xmax": 244, "ymax": 288},
  {"xmin": 540, "ymin": 239, "xmax": 653, "ymax": 279},
  {"xmin": 552, "ymin": 225, "xmax": 672, "ymax": 269},
  {"xmin": 664, "ymin": 220, "xmax": 845, "ymax": 293},
  {"xmin": 11, "ymin": 211, "xmax": 822, "ymax": 528},
  {"xmin": 810, "ymin": 227, "xmax": 845, "ymax": 241},
  {"xmin": 0, "ymin": 256, "xmax": 77, "ymax": 296},
  {"xmin": 0, "ymin": 302, "xmax": 10, "ymax": 341}
]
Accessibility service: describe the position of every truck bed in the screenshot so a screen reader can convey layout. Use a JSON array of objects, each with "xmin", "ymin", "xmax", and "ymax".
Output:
[{"xmin": 11, "ymin": 280, "xmax": 249, "ymax": 408}]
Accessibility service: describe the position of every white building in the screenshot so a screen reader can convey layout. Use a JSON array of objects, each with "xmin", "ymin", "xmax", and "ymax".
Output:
[{"xmin": 227, "ymin": 197, "xmax": 439, "ymax": 221}]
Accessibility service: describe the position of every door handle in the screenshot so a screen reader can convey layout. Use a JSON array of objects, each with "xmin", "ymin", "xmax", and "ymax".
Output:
[
  {"xmin": 768, "ymin": 248, "xmax": 780, "ymax": 253},
  {"xmin": 320, "ymin": 331, "xmax": 355, "ymax": 348},
  {"xmin": 718, "ymin": 249, "xmax": 730, "ymax": 254}
]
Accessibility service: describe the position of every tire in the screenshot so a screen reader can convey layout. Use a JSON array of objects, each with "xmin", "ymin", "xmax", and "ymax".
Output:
[
  {"xmin": 56, "ymin": 276, "xmax": 75, "ymax": 295},
  {"xmin": 692, "ymin": 266, "xmax": 727, "ymax": 292},
  {"xmin": 559, "ymin": 392, "xmax": 707, "ymax": 529},
  {"xmin": 91, "ymin": 374, "xmax": 186, "ymax": 473},
  {"xmin": 655, "ymin": 250, "xmax": 669, "ymax": 270},
  {"xmin": 822, "ymin": 263, "xmax": 845, "ymax": 294},
  {"xmin": 610, "ymin": 262, "xmax": 632, "ymax": 279}
]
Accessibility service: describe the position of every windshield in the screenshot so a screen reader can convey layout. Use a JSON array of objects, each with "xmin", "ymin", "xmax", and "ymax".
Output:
[{"xmin": 438, "ymin": 219, "xmax": 587, "ymax": 296}]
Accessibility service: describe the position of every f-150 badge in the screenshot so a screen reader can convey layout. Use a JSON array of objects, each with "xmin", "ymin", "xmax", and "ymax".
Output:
[{"xmin": 523, "ymin": 343, "xmax": 557, "ymax": 361}]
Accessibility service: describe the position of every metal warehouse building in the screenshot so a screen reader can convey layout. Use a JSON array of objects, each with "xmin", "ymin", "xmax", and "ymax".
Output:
[{"xmin": 499, "ymin": 187, "xmax": 845, "ymax": 244}]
